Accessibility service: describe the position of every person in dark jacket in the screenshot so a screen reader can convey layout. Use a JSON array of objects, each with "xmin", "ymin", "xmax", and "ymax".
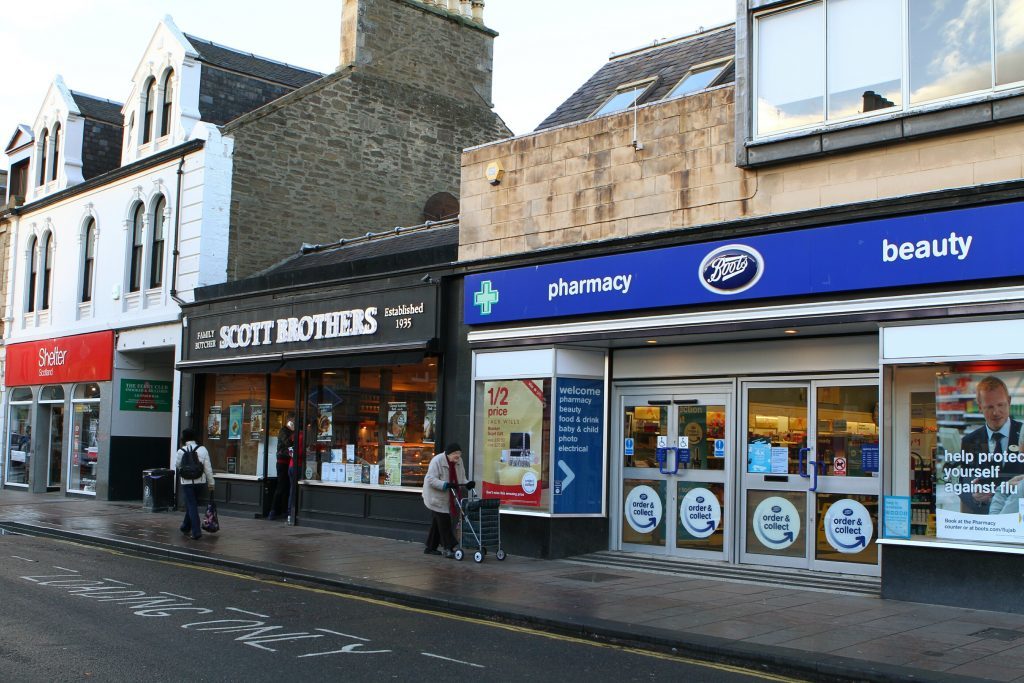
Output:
[{"xmin": 269, "ymin": 418, "xmax": 294, "ymax": 521}]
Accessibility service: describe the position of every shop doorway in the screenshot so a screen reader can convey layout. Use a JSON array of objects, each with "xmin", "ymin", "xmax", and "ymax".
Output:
[
  {"xmin": 617, "ymin": 386, "xmax": 733, "ymax": 560},
  {"xmin": 39, "ymin": 386, "xmax": 66, "ymax": 491},
  {"xmin": 739, "ymin": 378, "xmax": 880, "ymax": 575}
]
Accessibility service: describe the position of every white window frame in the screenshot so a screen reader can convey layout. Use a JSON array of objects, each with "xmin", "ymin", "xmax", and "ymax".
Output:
[
  {"xmin": 752, "ymin": 0, "xmax": 1024, "ymax": 140},
  {"xmin": 664, "ymin": 58, "xmax": 732, "ymax": 102}
]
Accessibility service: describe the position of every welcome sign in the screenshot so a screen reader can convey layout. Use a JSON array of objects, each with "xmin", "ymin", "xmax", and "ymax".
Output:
[{"xmin": 464, "ymin": 200, "xmax": 1024, "ymax": 325}]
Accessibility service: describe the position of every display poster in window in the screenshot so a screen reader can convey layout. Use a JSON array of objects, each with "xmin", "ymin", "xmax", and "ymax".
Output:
[
  {"xmin": 387, "ymin": 402, "xmax": 407, "ymax": 442},
  {"xmin": 934, "ymin": 371, "xmax": 1024, "ymax": 543},
  {"xmin": 317, "ymin": 403, "xmax": 333, "ymax": 442},
  {"xmin": 207, "ymin": 406, "xmax": 222, "ymax": 440},
  {"xmin": 423, "ymin": 401, "xmax": 436, "ymax": 444},
  {"xmin": 383, "ymin": 445, "xmax": 403, "ymax": 486},
  {"xmin": 481, "ymin": 379, "xmax": 545, "ymax": 507},
  {"xmin": 249, "ymin": 405, "xmax": 264, "ymax": 441},
  {"xmin": 553, "ymin": 378, "xmax": 603, "ymax": 514},
  {"xmin": 228, "ymin": 404, "xmax": 243, "ymax": 441}
]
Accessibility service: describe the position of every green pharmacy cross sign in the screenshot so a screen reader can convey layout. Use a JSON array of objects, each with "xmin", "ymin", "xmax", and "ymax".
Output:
[
  {"xmin": 474, "ymin": 280, "xmax": 500, "ymax": 315},
  {"xmin": 120, "ymin": 379, "xmax": 172, "ymax": 412}
]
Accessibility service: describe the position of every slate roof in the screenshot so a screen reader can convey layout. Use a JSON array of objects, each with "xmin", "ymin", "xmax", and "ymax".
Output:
[
  {"xmin": 536, "ymin": 24, "xmax": 735, "ymax": 131},
  {"xmin": 70, "ymin": 92, "xmax": 124, "ymax": 125},
  {"xmin": 269, "ymin": 221, "xmax": 460, "ymax": 275},
  {"xmin": 184, "ymin": 34, "xmax": 324, "ymax": 89}
]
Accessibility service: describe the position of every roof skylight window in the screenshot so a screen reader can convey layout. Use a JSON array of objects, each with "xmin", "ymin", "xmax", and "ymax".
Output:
[
  {"xmin": 591, "ymin": 79, "xmax": 656, "ymax": 117},
  {"xmin": 665, "ymin": 61, "xmax": 729, "ymax": 100}
]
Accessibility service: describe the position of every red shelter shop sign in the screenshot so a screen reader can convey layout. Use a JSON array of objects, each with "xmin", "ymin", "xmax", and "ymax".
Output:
[{"xmin": 7, "ymin": 331, "xmax": 114, "ymax": 386}]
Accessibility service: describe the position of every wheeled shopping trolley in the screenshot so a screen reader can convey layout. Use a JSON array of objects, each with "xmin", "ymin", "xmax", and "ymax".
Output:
[{"xmin": 452, "ymin": 488, "xmax": 505, "ymax": 563}]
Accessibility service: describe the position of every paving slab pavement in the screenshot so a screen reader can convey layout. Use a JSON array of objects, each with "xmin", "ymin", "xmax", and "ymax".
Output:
[{"xmin": 0, "ymin": 490, "xmax": 1017, "ymax": 682}]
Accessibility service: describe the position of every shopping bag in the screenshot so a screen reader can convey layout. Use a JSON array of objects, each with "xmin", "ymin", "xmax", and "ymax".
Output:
[{"xmin": 201, "ymin": 501, "xmax": 220, "ymax": 533}]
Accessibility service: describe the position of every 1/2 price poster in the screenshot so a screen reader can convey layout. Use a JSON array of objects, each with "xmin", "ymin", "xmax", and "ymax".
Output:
[{"xmin": 481, "ymin": 379, "xmax": 545, "ymax": 507}]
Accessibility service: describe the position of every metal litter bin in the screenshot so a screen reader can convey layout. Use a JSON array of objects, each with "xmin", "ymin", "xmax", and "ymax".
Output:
[{"xmin": 142, "ymin": 468, "xmax": 175, "ymax": 512}]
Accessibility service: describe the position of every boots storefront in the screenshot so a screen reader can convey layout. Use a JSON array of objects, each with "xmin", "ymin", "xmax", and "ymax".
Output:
[{"xmin": 463, "ymin": 195, "xmax": 1024, "ymax": 612}]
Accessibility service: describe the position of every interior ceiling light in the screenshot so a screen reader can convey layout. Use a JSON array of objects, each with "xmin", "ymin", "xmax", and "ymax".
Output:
[
  {"xmin": 646, "ymin": 339, "xmax": 658, "ymax": 344},
  {"xmin": 784, "ymin": 329, "xmax": 799, "ymax": 335}
]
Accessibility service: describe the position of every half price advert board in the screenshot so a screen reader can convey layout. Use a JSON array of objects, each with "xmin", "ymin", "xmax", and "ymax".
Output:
[{"xmin": 481, "ymin": 379, "xmax": 545, "ymax": 507}]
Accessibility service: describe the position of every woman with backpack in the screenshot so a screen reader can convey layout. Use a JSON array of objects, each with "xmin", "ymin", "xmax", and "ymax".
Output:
[{"xmin": 175, "ymin": 427, "xmax": 215, "ymax": 540}]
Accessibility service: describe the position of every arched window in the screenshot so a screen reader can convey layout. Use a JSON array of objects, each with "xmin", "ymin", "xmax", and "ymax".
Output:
[
  {"xmin": 129, "ymin": 204, "xmax": 145, "ymax": 292},
  {"xmin": 150, "ymin": 196, "xmax": 166, "ymax": 288},
  {"xmin": 27, "ymin": 236, "xmax": 38, "ymax": 313},
  {"xmin": 82, "ymin": 218, "xmax": 96, "ymax": 303},
  {"xmin": 160, "ymin": 70, "xmax": 174, "ymax": 138},
  {"xmin": 50, "ymin": 123, "xmax": 61, "ymax": 182},
  {"xmin": 143, "ymin": 78, "xmax": 156, "ymax": 144},
  {"xmin": 41, "ymin": 233, "xmax": 53, "ymax": 310},
  {"xmin": 37, "ymin": 128, "xmax": 49, "ymax": 186}
]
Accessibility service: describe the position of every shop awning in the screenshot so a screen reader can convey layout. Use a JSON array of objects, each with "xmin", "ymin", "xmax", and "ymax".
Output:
[{"xmin": 175, "ymin": 354, "xmax": 283, "ymax": 374}]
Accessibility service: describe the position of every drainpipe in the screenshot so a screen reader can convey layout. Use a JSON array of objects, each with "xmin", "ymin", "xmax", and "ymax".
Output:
[{"xmin": 169, "ymin": 155, "xmax": 186, "ymax": 307}]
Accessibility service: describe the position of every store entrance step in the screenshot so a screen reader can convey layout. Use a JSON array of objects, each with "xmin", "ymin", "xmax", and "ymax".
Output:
[{"xmin": 567, "ymin": 551, "xmax": 881, "ymax": 596}]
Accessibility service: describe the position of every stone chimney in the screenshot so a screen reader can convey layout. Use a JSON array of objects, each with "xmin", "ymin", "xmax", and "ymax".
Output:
[{"xmin": 338, "ymin": 0, "xmax": 496, "ymax": 104}]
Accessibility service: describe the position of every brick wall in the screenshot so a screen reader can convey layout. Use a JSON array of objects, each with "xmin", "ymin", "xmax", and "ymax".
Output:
[
  {"xmin": 198, "ymin": 66, "xmax": 299, "ymax": 127},
  {"xmin": 81, "ymin": 119, "xmax": 123, "ymax": 180},
  {"xmin": 226, "ymin": 69, "xmax": 509, "ymax": 278},
  {"xmin": 458, "ymin": 84, "xmax": 1024, "ymax": 261}
]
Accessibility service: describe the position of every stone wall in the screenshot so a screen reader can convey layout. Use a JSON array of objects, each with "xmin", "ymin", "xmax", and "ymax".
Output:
[
  {"xmin": 459, "ymin": 84, "xmax": 1024, "ymax": 261},
  {"xmin": 226, "ymin": 69, "xmax": 509, "ymax": 278}
]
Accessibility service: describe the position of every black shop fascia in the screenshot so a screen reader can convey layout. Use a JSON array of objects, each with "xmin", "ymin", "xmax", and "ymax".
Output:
[{"xmin": 176, "ymin": 222, "xmax": 461, "ymax": 535}]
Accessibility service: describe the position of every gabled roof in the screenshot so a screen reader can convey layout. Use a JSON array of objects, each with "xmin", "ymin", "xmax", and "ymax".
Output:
[
  {"xmin": 69, "ymin": 92, "xmax": 124, "ymax": 125},
  {"xmin": 536, "ymin": 24, "xmax": 735, "ymax": 131},
  {"xmin": 5, "ymin": 124, "xmax": 34, "ymax": 155},
  {"xmin": 183, "ymin": 33, "xmax": 324, "ymax": 89}
]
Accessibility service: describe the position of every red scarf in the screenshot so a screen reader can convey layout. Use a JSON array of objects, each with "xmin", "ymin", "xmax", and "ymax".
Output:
[{"xmin": 447, "ymin": 457, "xmax": 460, "ymax": 517}]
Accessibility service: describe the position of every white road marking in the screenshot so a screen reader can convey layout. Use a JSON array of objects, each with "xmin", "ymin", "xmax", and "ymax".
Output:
[
  {"xmin": 298, "ymin": 643, "xmax": 391, "ymax": 657},
  {"xmin": 10, "ymin": 556, "xmax": 36, "ymax": 562},
  {"xmin": 422, "ymin": 652, "xmax": 485, "ymax": 668},
  {"xmin": 315, "ymin": 628, "xmax": 369, "ymax": 642},
  {"xmin": 227, "ymin": 607, "xmax": 269, "ymax": 618},
  {"xmin": 53, "ymin": 566, "xmax": 78, "ymax": 572}
]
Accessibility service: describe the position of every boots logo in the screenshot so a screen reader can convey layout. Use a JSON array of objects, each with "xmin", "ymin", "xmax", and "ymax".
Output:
[{"xmin": 699, "ymin": 244, "xmax": 764, "ymax": 295}]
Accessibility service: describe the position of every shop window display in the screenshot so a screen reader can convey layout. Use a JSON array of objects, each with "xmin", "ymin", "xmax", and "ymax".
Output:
[
  {"xmin": 199, "ymin": 373, "xmax": 278, "ymax": 477},
  {"xmin": 6, "ymin": 388, "xmax": 34, "ymax": 486},
  {"xmin": 898, "ymin": 364, "xmax": 1024, "ymax": 545},
  {"xmin": 303, "ymin": 359, "xmax": 438, "ymax": 488},
  {"xmin": 69, "ymin": 383, "xmax": 101, "ymax": 493}
]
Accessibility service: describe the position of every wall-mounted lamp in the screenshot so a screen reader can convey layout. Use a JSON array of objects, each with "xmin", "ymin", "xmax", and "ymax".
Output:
[{"xmin": 485, "ymin": 160, "xmax": 505, "ymax": 186}]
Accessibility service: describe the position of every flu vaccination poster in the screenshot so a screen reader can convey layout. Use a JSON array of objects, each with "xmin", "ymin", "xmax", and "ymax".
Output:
[{"xmin": 481, "ymin": 379, "xmax": 545, "ymax": 506}]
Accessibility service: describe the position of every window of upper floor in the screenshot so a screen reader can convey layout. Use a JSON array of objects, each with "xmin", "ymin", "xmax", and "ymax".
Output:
[
  {"xmin": 36, "ymin": 129, "xmax": 49, "ymax": 187},
  {"xmin": 150, "ymin": 195, "xmax": 166, "ymax": 289},
  {"xmin": 26, "ymin": 235, "xmax": 37, "ymax": 313},
  {"xmin": 591, "ymin": 78, "xmax": 657, "ymax": 118},
  {"xmin": 81, "ymin": 218, "xmax": 96, "ymax": 304},
  {"xmin": 142, "ymin": 78, "xmax": 157, "ymax": 145},
  {"xmin": 753, "ymin": 0, "xmax": 1024, "ymax": 139},
  {"xmin": 160, "ymin": 70, "xmax": 175, "ymax": 138},
  {"xmin": 665, "ymin": 59, "xmax": 731, "ymax": 101},
  {"xmin": 41, "ymin": 232, "xmax": 53, "ymax": 311},
  {"xmin": 128, "ymin": 202, "xmax": 145, "ymax": 292},
  {"xmin": 49, "ymin": 123, "xmax": 61, "ymax": 183}
]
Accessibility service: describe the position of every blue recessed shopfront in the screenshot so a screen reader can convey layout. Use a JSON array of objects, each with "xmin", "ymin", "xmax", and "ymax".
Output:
[{"xmin": 465, "ymin": 200, "xmax": 1024, "ymax": 325}]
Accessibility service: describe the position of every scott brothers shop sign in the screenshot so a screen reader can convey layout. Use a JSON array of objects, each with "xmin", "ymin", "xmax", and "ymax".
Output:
[{"xmin": 183, "ymin": 285, "xmax": 438, "ymax": 364}]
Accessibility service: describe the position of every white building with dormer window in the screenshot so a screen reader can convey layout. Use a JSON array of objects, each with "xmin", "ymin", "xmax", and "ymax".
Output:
[{"xmin": 0, "ymin": 16, "xmax": 320, "ymax": 498}]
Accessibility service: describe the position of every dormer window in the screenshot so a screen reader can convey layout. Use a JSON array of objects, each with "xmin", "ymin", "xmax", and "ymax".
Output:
[
  {"xmin": 37, "ymin": 128, "xmax": 49, "ymax": 187},
  {"xmin": 142, "ymin": 77, "xmax": 156, "ymax": 144},
  {"xmin": 665, "ymin": 60, "xmax": 730, "ymax": 101},
  {"xmin": 160, "ymin": 70, "xmax": 174, "ymax": 138},
  {"xmin": 49, "ymin": 123, "xmax": 61, "ymax": 182},
  {"xmin": 592, "ymin": 78, "xmax": 656, "ymax": 118}
]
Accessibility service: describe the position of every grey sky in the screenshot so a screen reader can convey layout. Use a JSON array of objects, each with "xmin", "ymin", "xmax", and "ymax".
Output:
[{"xmin": 0, "ymin": 0, "xmax": 734, "ymax": 163}]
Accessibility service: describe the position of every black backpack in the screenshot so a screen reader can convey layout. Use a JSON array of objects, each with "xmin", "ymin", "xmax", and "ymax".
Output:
[{"xmin": 179, "ymin": 445, "xmax": 204, "ymax": 480}]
